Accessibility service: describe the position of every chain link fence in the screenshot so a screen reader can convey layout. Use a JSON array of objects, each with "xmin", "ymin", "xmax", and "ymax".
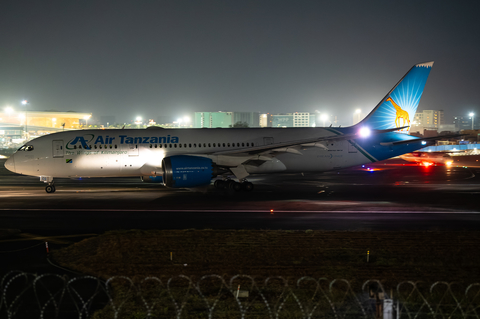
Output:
[{"xmin": 1, "ymin": 271, "xmax": 480, "ymax": 318}]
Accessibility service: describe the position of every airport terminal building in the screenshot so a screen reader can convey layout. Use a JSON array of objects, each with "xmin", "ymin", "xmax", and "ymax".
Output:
[{"xmin": 0, "ymin": 110, "xmax": 92, "ymax": 148}]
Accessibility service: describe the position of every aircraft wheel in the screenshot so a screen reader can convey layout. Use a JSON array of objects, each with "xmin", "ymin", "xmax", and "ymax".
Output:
[
  {"xmin": 242, "ymin": 182, "xmax": 254, "ymax": 192},
  {"xmin": 232, "ymin": 182, "xmax": 242, "ymax": 192},
  {"xmin": 45, "ymin": 185, "xmax": 56, "ymax": 193},
  {"xmin": 214, "ymin": 180, "xmax": 222, "ymax": 188},
  {"xmin": 227, "ymin": 180, "xmax": 237, "ymax": 190}
]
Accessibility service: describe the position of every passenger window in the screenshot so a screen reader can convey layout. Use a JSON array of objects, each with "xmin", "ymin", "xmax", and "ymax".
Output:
[
  {"xmin": 237, "ymin": 143, "xmax": 240, "ymax": 147},
  {"xmin": 94, "ymin": 145, "xmax": 97, "ymax": 149},
  {"xmin": 74, "ymin": 145, "xmax": 77, "ymax": 149},
  {"xmin": 203, "ymin": 143, "xmax": 206, "ymax": 147},
  {"xmin": 159, "ymin": 144, "xmax": 162, "ymax": 148},
  {"xmin": 189, "ymin": 144, "xmax": 192, "ymax": 148},
  {"xmin": 208, "ymin": 143, "xmax": 211, "ymax": 147},
  {"xmin": 194, "ymin": 143, "xmax": 196, "ymax": 147},
  {"xmin": 135, "ymin": 145, "xmax": 138, "ymax": 149},
  {"xmin": 115, "ymin": 145, "xmax": 117, "ymax": 149},
  {"xmin": 150, "ymin": 144, "xmax": 152, "ymax": 148},
  {"xmin": 223, "ymin": 143, "xmax": 225, "ymax": 147},
  {"xmin": 227, "ymin": 143, "xmax": 230, "ymax": 147},
  {"xmin": 179, "ymin": 144, "xmax": 182, "ymax": 148},
  {"xmin": 213, "ymin": 143, "xmax": 216, "ymax": 147},
  {"xmin": 184, "ymin": 144, "xmax": 187, "ymax": 148},
  {"xmin": 79, "ymin": 145, "xmax": 82, "ymax": 149},
  {"xmin": 154, "ymin": 144, "xmax": 157, "ymax": 148},
  {"xmin": 246, "ymin": 143, "xmax": 249, "ymax": 147},
  {"xmin": 242, "ymin": 143, "xmax": 244, "ymax": 147}
]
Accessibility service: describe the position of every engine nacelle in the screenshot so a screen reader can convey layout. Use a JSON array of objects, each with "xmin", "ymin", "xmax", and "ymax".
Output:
[
  {"xmin": 162, "ymin": 155, "xmax": 218, "ymax": 188},
  {"xmin": 141, "ymin": 176, "xmax": 163, "ymax": 183}
]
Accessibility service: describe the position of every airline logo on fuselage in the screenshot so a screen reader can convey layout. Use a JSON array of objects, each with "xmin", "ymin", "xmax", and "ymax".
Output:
[{"xmin": 66, "ymin": 134, "xmax": 179, "ymax": 150}]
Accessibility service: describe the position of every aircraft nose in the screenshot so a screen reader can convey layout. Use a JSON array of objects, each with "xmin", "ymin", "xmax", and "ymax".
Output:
[{"xmin": 4, "ymin": 155, "xmax": 16, "ymax": 173}]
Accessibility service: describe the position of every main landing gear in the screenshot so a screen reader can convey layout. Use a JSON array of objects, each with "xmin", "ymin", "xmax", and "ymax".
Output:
[{"xmin": 214, "ymin": 179, "xmax": 254, "ymax": 192}]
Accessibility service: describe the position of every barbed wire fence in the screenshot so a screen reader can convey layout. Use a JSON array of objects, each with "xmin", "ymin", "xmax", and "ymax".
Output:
[{"xmin": 1, "ymin": 271, "xmax": 480, "ymax": 318}]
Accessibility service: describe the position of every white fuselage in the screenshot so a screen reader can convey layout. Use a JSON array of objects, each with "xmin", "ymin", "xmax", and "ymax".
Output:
[{"xmin": 6, "ymin": 127, "xmax": 371, "ymax": 179}]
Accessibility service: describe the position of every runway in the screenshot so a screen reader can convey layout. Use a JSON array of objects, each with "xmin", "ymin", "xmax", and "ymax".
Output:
[{"xmin": 1, "ymin": 158, "xmax": 480, "ymax": 234}]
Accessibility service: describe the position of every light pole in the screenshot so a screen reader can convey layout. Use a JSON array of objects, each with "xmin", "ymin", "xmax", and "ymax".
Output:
[
  {"xmin": 469, "ymin": 112, "xmax": 475, "ymax": 130},
  {"xmin": 136, "ymin": 116, "xmax": 142, "ymax": 128},
  {"xmin": 83, "ymin": 115, "xmax": 91, "ymax": 128},
  {"xmin": 21, "ymin": 100, "xmax": 28, "ymax": 139}
]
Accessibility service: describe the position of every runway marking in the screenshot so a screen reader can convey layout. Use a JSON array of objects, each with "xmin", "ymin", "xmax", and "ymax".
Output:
[{"xmin": 0, "ymin": 208, "xmax": 477, "ymax": 214}]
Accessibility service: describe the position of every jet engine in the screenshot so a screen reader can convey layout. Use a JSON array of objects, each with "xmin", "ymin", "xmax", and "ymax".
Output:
[{"xmin": 162, "ymin": 155, "xmax": 219, "ymax": 188}]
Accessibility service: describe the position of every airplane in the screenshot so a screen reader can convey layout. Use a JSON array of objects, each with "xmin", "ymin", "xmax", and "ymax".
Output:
[
  {"xmin": 400, "ymin": 151, "xmax": 453, "ymax": 167},
  {"xmin": 5, "ymin": 61, "xmax": 436, "ymax": 193}
]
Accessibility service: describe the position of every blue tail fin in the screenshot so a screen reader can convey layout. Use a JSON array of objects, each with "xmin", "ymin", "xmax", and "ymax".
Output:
[{"xmin": 358, "ymin": 62, "xmax": 434, "ymax": 133}]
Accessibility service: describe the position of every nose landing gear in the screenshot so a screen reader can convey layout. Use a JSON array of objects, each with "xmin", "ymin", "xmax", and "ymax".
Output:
[
  {"xmin": 45, "ymin": 183, "xmax": 56, "ymax": 193},
  {"xmin": 41, "ymin": 176, "xmax": 56, "ymax": 193}
]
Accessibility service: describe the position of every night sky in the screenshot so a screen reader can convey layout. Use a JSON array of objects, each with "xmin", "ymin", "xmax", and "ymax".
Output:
[{"xmin": 1, "ymin": 1, "xmax": 479, "ymax": 125}]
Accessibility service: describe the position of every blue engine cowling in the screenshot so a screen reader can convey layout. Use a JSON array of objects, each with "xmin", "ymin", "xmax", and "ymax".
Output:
[{"xmin": 162, "ymin": 155, "xmax": 218, "ymax": 188}]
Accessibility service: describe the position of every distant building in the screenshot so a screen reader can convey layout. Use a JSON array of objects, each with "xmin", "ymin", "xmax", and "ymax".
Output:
[
  {"xmin": 0, "ymin": 110, "xmax": 92, "ymax": 147},
  {"xmin": 453, "ymin": 115, "xmax": 477, "ymax": 131},
  {"xmin": 272, "ymin": 114, "xmax": 293, "ymax": 127},
  {"xmin": 411, "ymin": 110, "xmax": 444, "ymax": 133},
  {"xmin": 259, "ymin": 113, "xmax": 273, "ymax": 127},
  {"xmin": 272, "ymin": 112, "xmax": 318, "ymax": 128},
  {"xmin": 0, "ymin": 110, "xmax": 92, "ymax": 132},
  {"xmin": 194, "ymin": 112, "xmax": 260, "ymax": 128}
]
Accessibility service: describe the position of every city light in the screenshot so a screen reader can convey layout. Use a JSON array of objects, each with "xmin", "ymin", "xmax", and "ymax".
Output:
[
  {"xmin": 355, "ymin": 109, "xmax": 361, "ymax": 114},
  {"xmin": 469, "ymin": 112, "xmax": 475, "ymax": 130},
  {"xmin": 320, "ymin": 113, "xmax": 328, "ymax": 127},
  {"xmin": 21, "ymin": 100, "xmax": 28, "ymax": 105},
  {"xmin": 4, "ymin": 107, "xmax": 14, "ymax": 114}
]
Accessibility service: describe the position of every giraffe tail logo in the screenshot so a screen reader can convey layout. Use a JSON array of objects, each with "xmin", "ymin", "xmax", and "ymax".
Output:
[{"xmin": 386, "ymin": 97, "xmax": 410, "ymax": 131}]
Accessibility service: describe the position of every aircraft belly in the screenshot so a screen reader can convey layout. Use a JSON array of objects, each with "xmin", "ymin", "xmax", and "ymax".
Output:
[{"xmin": 275, "ymin": 147, "xmax": 372, "ymax": 172}]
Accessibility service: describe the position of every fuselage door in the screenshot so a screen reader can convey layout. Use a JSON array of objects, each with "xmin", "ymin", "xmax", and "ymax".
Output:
[
  {"xmin": 348, "ymin": 140, "xmax": 358, "ymax": 153},
  {"xmin": 128, "ymin": 144, "xmax": 139, "ymax": 156},
  {"xmin": 53, "ymin": 140, "xmax": 64, "ymax": 158}
]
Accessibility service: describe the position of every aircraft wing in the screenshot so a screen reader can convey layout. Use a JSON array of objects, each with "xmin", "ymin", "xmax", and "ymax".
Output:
[{"xmin": 212, "ymin": 126, "xmax": 409, "ymax": 156}]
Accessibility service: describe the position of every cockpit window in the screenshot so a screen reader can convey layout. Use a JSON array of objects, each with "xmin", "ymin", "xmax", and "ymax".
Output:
[{"xmin": 17, "ymin": 145, "xmax": 34, "ymax": 151}]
